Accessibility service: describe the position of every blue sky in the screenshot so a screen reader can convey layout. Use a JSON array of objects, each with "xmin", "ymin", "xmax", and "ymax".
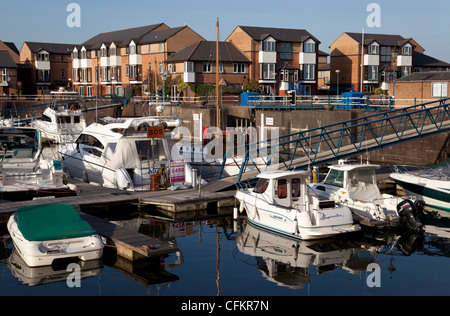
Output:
[{"xmin": 1, "ymin": 0, "xmax": 450, "ymax": 62}]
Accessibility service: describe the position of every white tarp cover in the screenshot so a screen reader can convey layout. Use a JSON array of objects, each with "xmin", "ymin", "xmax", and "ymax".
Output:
[
  {"xmin": 346, "ymin": 169, "xmax": 380, "ymax": 202},
  {"xmin": 106, "ymin": 139, "xmax": 140, "ymax": 169}
]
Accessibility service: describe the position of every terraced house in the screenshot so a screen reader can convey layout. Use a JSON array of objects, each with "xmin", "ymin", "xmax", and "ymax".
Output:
[
  {"xmin": 226, "ymin": 26, "xmax": 321, "ymax": 96},
  {"xmin": 71, "ymin": 23, "xmax": 204, "ymax": 97}
]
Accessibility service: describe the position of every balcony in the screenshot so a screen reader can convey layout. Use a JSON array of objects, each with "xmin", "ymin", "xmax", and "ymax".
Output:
[
  {"xmin": 299, "ymin": 52, "xmax": 316, "ymax": 65},
  {"xmin": 80, "ymin": 58, "xmax": 92, "ymax": 69},
  {"xmin": 110, "ymin": 55, "xmax": 121, "ymax": 67},
  {"xmin": 129, "ymin": 54, "xmax": 142, "ymax": 65},
  {"xmin": 35, "ymin": 60, "xmax": 50, "ymax": 70},
  {"xmin": 259, "ymin": 51, "xmax": 276, "ymax": 63},
  {"xmin": 397, "ymin": 55, "xmax": 412, "ymax": 67},
  {"xmin": 364, "ymin": 54, "xmax": 380, "ymax": 66},
  {"xmin": 184, "ymin": 72, "xmax": 195, "ymax": 83}
]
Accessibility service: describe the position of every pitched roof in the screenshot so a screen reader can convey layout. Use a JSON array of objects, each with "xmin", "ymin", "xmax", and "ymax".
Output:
[
  {"xmin": 166, "ymin": 41, "xmax": 251, "ymax": 63},
  {"xmin": 23, "ymin": 42, "xmax": 76, "ymax": 54},
  {"xmin": 235, "ymin": 26, "xmax": 320, "ymax": 43},
  {"xmin": 2, "ymin": 42, "xmax": 19, "ymax": 55},
  {"xmin": 396, "ymin": 71, "xmax": 450, "ymax": 82},
  {"xmin": 81, "ymin": 23, "xmax": 166, "ymax": 49},
  {"xmin": 344, "ymin": 32, "xmax": 414, "ymax": 47},
  {"xmin": 137, "ymin": 26, "xmax": 186, "ymax": 44},
  {"xmin": 413, "ymin": 52, "xmax": 450, "ymax": 68},
  {"xmin": 0, "ymin": 50, "xmax": 18, "ymax": 68}
]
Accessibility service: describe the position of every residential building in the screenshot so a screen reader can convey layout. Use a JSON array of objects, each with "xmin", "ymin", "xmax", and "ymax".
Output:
[
  {"xmin": 317, "ymin": 50, "xmax": 330, "ymax": 92},
  {"xmin": 389, "ymin": 71, "xmax": 450, "ymax": 106},
  {"xmin": 165, "ymin": 41, "xmax": 251, "ymax": 98},
  {"xmin": 0, "ymin": 50, "xmax": 18, "ymax": 95},
  {"xmin": 226, "ymin": 26, "xmax": 321, "ymax": 96},
  {"xmin": 330, "ymin": 32, "xmax": 424, "ymax": 94},
  {"xmin": 20, "ymin": 42, "xmax": 75, "ymax": 94},
  {"xmin": 413, "ymin": 52, "xmax": 450, "ymax": 73},
  {"xmin": 71, "ymin": 23, "xmax": 205, "ymax": 97}
]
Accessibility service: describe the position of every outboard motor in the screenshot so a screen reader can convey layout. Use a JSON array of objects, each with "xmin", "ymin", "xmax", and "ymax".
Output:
[{"xmin": 397, "ymin": 200, "xmax": 424, "ymax": 231}]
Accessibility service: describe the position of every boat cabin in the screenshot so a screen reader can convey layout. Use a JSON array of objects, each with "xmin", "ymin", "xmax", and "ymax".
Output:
[
  {"xmin": 0, "ymin": 127, "xmax": 39, "ymax": 160},
  {"xmin": 252, "ymin": 170, "xmax": 311, "ymax": 208},
  {"xmin": 315, "ymin": 164, "xmax": 382, "ymax": 201}
]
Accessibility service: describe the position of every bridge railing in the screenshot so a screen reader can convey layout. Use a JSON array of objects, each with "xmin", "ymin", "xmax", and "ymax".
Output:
[{"xmin": 219, "ymin": 98, "xmax": 450, "ymax": 182}]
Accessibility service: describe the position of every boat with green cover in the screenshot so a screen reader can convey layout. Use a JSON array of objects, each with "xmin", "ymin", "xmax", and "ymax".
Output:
[{"xmin": 7, "ymin": 204, "xmax": 103, "ymax": 267}]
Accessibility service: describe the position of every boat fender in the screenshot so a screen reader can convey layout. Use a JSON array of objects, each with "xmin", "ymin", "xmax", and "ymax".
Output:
[
  {"xmin": 158, "ymin": 167, "xmax": 170, "ymax": 189},
  {"xmin": 233, "ymin": 207, "xmax": 238, "ymax": 220},
  {"xmin": 292, "ymin": 217, "xmax": 298, "ymax": 234},
  {"xmin": 239, "ymin": 200, "xmax": 245, "ymax": 213}
]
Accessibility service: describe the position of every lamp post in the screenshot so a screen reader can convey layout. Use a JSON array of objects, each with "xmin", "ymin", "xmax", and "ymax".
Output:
[{"xmin": 336, "ymin": 69, "xmax": 340, "ymax": 98}]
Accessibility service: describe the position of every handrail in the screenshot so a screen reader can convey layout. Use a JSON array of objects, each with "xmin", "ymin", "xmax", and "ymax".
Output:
[{"xmin": 218, "ymin": 98, "xmax": 450, "ymax": 182}]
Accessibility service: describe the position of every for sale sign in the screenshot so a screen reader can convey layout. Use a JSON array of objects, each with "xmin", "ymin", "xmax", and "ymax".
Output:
[{"xmin": 170, "ymin": 160, "xmax": 185, "ymax": 183}]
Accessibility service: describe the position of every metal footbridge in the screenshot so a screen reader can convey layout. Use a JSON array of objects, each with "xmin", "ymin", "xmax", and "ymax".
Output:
[{"xmin": 209, "ymin": 98, "xmax": 450, "ymax": 190}]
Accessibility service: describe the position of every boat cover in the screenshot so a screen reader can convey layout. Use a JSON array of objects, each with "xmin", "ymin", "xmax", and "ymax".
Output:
[{"xmin": 15, "ymin": 204, "xmax": 96, "ymax": 241}]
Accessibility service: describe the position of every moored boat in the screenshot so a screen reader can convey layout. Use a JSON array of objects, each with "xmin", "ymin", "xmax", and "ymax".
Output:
[
  {"xmin": 235, "ymin": 170, "xmax": 360, "ymax": 240},
  {"xmin": 390, "ymin": 159, "xmax": 450, "ymax": 211},
  {"xmin": 309, "ymin": 162, "xmax": 424, "ymax": 230},
  {"xmin": 7, "ymin": 204, "xmax": 103, "ymax": 267},
  {"xmin": 59, "ymin": 115, "xmax": 198, "ymax": 190}
]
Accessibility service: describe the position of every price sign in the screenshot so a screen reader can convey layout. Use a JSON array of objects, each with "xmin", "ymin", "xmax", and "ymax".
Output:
[{"xmin": 147, "ymin": 126, "xmax": 165, "ymax": 138}]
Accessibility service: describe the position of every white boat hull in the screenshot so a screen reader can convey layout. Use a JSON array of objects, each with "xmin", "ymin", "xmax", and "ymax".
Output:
[
  {"xmin": 390, "ymin": 172, "xmax": 450, "ymax": 211},
  {"xmin": 7, "ymin": 215, "xmax": 103, "ymax": 267},
  {"xmin": 236, "ymin": 189, "xmax": 359, "ymax": 240}
]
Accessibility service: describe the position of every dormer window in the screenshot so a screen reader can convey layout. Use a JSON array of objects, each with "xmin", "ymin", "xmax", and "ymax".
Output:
[
  {"xmin": 402, "ymin": 44, "xmax": 412, "ymax": 56},
  {"xmin": 110, "ymin": 45, "xmax": 116, "ymax": 56},
  {"xmin": 368, "ymin": 42, "xmax": 379, "ymax": 55},
  {"xmin": 73, "ymin": 49, "xmax": 78, "ymax": 59},
  {"xmin": 130, "ymin": 42, "xmax": 137, "ymax": 55},
  {"xmin": 263, "ymin": 38, "xmax": 276, "ymax": 51},
  {"xmin": 37, "ymin": 51, "xmax": 49, "ymax": 61},
  {"xmin": 303, "ymin": 39, "xmax": 316, "ymax": 53}
]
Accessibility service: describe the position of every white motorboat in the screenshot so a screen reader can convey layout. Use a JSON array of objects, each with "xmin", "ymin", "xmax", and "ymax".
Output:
[
  {"xmin": 0, "ymin": 126, "xmax": 76, "ymax": 201},
  {"xmin": 235, "ymin": 170, "xmax": 360, "ymax": 240},
  {"xmin": 7, "ymin": 204, "xmax": 104, "ymax": 267},
  {"xmin": 309, "ymin": 163, "xmax": 424, "ymax": 229},
  {"xmin": 59, "ymin": 116, "xmax": 197, "ymax": 190},
  {"xmin": 31, "ymin": 103, "xmax": 87, "ymax": 143},
  {"xmin": 390, "ymin": 159, "xmax": 450, "ymax": 211}
]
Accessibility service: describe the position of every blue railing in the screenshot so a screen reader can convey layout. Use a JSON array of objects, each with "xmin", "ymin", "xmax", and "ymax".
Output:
[{"xmin": 218, "ymin": 98, "xmax": 450, "ymax": 182}]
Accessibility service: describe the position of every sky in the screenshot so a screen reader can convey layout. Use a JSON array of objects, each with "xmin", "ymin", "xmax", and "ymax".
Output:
[{"xmin": 1, "ymin": 0, "xmax": 450, "ymax": 62}]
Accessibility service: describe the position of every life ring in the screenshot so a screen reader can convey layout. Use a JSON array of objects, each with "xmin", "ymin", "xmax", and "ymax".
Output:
[
  {"xmin": 158, "ymin": 166, "xmax": 170, "ymax": 189},
  {"xmin": 314, "ymin": 96, "xmax": 320, "ymax": 103},
  {"xmin": 70, "ymin": 104, "xmax": 77, "ymax": 111}
]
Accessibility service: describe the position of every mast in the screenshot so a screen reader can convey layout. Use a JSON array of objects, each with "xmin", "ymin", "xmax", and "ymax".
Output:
[{"xmin": 216, "ymin": 18, "xmax": 220, "ymax": 129}]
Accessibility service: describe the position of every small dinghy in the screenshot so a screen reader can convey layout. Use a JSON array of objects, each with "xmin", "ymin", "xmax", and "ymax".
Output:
[
  {"xmin": 235, "ymin": 170, "xmax": 360, "ymax": 240},
  {"xmin": 7, "ymin": 204, "xmax": 103, "ymax": 267}
]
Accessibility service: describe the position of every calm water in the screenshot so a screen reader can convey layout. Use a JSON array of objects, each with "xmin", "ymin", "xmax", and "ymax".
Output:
[{"xmin": 1, "ymin": 205, "xmax": 450, "ymax": 298}]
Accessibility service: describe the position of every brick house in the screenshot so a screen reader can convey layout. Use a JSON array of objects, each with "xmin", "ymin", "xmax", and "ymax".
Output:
[
  {"xmin": 330, "ymin": 32, "xmax": 424, "ymax": 95},
  {"xmin": 71, "ymin": 23, "xmax": 205, "ymax": 97},
  {"xmin": 165, "ymin": 41, "xmax": 251, "ymax": 98},
  {"xmin": 388, "ymin": 71, "xmax": 450, "ymax": 106},
  {"xmin": 226, "ymin": 26, "xmax": 321, "ymax": 96},
  {"xmin": 0, "ymin": 50, "xmax": 18, "ymax": 95},
  {"xmin": 20, "ymin": 42, "xmax": 75, "ymax": 94}
]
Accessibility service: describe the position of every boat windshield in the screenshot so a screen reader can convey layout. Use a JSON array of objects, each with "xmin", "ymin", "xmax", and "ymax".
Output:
[
  {"xmin": 324, "ymin": 169, "xmax": 344, "ymax": 187},
  {"xmin": 347, "ymin": 169, "xmax": 374, "ymax": 187},
  {"xmin": 136, "ymin": 139, "xmax": 169, "ymax": 161},
  {"xmin": 253, "ymin": 178, "xmax": 269, "ymax": 194}
]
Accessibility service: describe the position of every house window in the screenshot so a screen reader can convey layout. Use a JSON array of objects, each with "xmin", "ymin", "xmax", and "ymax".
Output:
[
  {"xmin": 294, "ymin": 70, "xmax": 299, "ymax": 82},
  {"xmin": 159, "ymin": 43, "xmax": 163, "ymax": 52},
  {"xmin": 368, "ymin": 43, "xmax": 379, "ymax": 55},
  {"xmin": 304, "ymin": 40, "xmax": 316, "ymax": 53},
  {"xmin": 261, "ymin": 63, "xmax": 275, "ymax": 80},
  {"xmin": 185, "ymin": 62, "xmax": 194, "ymax": 72},
  {"xmin": 219, "ymin": 63, "xmax": 223, "ymax": 73},
  {"xmin": 233, "ymin": 63, "xmax": 245, "ymax": 73},
  {"xmin": 401, "ymin": 66, "xmax": 411, "ymax": 77},
  {"xmin": 280, "ymin": 42, "xmax": 293, "ymax": 60},
  {"xmin": 73, "ymin": 51, "xmax": 78, "ymax": 59},
  {"xmin": 1, "ymin": 68, "xmax": 9, "ymax": 82},
  {"xmin": 368, "ymin": 66, "xmax": 378, "ymax": 80},
  {"xmin": 61, "ymin": 69, "xmax": 66, "ymax": 79},
  {"xmin": 130, "ymin": 44, "xmax": 136, "ymax": 55},
  {"xmin": 380, "ymin": 46, "xmax": 391, "ymax": 62},
  {"xmin": 303, "ymin": 64, "xmax": 315, "ymax": 80},
  {"xmin": 202, "ymin": 62, "xmax": 212, "ymax": 73},
  {"xmin": 37, "ymin": 51, "xmax": 49, "ymax": 61},
  {"xmin": 110, "ymin": 47, "xmax": 116, "ymax": 56},
  {"xmin": 432, "ymin": 82, "xmax": 448, "ymax": 97},
  {"xmin": 402, "ymin": 44, "xmax": 412, "ymax": 56},
  {"xmin": 262, "ymin": 39, "xmax": 276, "ymax": 52},
  {"xmin": 100, "ymin": 47, "xmax": 108, "ymax": 57},
  {"xmin": 414, "ymin": 67, "xmax": 423, "ymax": 72}
]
